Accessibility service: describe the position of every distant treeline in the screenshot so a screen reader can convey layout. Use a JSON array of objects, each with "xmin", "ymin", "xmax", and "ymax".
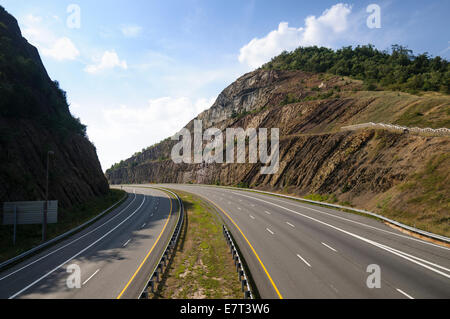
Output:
[{"xmin": 262, "ymin": 45, "xmax": 449, "ymax": 94}]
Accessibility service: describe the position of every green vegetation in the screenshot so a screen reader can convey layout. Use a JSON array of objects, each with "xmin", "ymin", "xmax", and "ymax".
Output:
[
  {"xmin": 231, "ymin": 109, "xmax": 250, "ymax": 119},
  {"xmin": 263, "ymin": 45, "xmax": 449, "ymax": 94},
  {"xmin": 0, "ymin": 189, "xmax": 126, "ymax": 263},
  {"xmin": 0, "ymin": 12, "xmax": 86, "ymax": 137},
  {"xmin": 377, "ymin": 153, "xmax": 449, "ymax": 236},
  {"xmin": 108, "ymin": 160, "xmax": 126, "ymax": 172},
  {"xmin": 280, "ymin": 93, "xmax": 302, "ymax": 105},
  {"xmin": 154, "ymin": 191, "xmax": 242, "ymax": 299},
  {"xmin": 236, "ymin": 182, "xmax": 249, "ymax": 189},
  {"xmin": 304, "ymin": 193, "xmax": 338, "ymax": 204}
]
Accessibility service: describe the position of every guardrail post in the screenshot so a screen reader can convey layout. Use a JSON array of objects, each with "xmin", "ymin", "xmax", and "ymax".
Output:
[
  {"xmin": 150, "ymin": 278, "xmax": 155, "ymax": 293},
  {"xmin": 241, "ymin": 279, "xmax": 247, "ymax": 292}
]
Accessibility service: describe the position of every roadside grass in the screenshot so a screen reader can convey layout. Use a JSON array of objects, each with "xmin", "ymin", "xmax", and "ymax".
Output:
[
  {"xmin": 380, "ymin": 153, "xmax": 450, "ymax": 237},
  {"xmin": 153, "ymin": 190, "xmax": 242, "ymax": 299},
  {"xmin": 0, "ymin": 189, "xmax": 126, "ymax": 263}
]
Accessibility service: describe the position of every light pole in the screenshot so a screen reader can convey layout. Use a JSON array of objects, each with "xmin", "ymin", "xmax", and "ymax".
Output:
[{"xmin": 43, "ymin": 150, "xmax": 54, "ymax": 242}]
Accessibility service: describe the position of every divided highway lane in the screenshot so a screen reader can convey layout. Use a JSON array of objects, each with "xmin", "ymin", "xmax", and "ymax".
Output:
[
  {"xmin": 0, "ymin": 187, "xmax": 179, "ymax": 299},
  {"xmin": 159, "ymin": 184, "xmax": 450, "ymax": 299}
]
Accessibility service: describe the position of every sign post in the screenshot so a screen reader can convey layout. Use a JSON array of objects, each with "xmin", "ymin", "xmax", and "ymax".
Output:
[
  {"xmin": 13, "ymin": 205, "xmax": 17, "ymax": 246},
  {"xmin": 3, "ymin": 201, "xmax": 58, "ymax": 246}
]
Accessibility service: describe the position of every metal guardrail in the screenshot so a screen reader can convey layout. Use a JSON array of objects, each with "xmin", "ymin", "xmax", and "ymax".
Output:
[
  {"xmin": 139, "ymin": 189, "xmax": 184, "ymax": 299},
  {"xmin": 341, "ymin": 122, "xmax": 450, "ymax": 136},
  {"xmin": 0, "ymin": 193, "xmax": 128, "ymax": 272},
  {"xmin": 218, "ymin": 186, "xmax": 450, "ymax": 244},
  {"xmin": 223, "ymin": 225, "xmax": 253, "ymax": 299}
]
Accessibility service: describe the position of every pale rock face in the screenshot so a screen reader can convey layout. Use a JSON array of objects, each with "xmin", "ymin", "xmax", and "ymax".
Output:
[{"xmin": 106, "ymin": 66, "xmax": 449, "ymax": 229}]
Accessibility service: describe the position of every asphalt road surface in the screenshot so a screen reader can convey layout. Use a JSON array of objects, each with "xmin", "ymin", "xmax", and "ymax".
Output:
[
  {"xmin": 154, "ymin": 184, "xmax": 450, "ymax": 299},
  {"xmin": 0, "ymin": 187, "xmax": 179, "ymax": 299}
]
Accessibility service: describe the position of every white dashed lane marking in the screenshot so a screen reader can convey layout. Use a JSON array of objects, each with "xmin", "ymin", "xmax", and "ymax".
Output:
[
  {"xmin": 322, "ymin": 242, "xmax": 337, "ymax": 252},
  {"xmin": 297, "ymin": 254, "xmax": 311, "ymax": 268},
  {"xmin": 82, "ymin": 269, "xmax": 100, "ymax": 286}
]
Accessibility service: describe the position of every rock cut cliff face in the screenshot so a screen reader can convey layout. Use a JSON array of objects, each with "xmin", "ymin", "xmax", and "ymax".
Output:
[
  {"xmin": 106, "ymin": 58, "xmax": 449, "ymax": 235},
  {"xmin": 0, "ymin": 6, "xmax": 109, "ymax": 209}
]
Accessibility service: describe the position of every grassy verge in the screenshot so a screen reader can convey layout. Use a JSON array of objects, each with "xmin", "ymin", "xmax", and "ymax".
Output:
[
  {"xmin": 0, "ymin": 188, "xmax": 126, "ymax": 263},
  {"xmin": 153, "ymin": 190, "xmax": 242, "ymax": 299},
  {"xmin": 379, "ymin": 153, "xmax": 450, "ymax": 237}
]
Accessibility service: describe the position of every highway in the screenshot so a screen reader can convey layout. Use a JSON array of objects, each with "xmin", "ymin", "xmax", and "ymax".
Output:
[
  {"xmin": 155, "ymin": 184, "xmax": 450, "ymax": 299},
  {"xmin": 0, "ymin": 187, "xmax": 179, "ymax": 299}
]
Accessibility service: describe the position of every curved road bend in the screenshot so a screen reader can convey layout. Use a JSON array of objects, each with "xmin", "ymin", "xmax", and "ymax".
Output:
[
  {"xmin": 156, "ymin": 184, "xmax": 450, "ymax": 299},
  {"xmin": 0, "ymin": 187, "xmax": 179, "ymax": 299}
]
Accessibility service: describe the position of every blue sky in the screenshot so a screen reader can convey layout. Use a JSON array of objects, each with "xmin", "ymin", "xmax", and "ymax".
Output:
[{"xmin": 0, "ymin": 0, "xmax": 449, "ymax": 171}]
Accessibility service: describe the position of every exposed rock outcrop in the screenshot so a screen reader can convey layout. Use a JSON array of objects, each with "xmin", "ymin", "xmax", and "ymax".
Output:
[
  {"xmin": 106, "ymin": 59, "xmax": 449, "ymax": 235},
  {"xmin": 0, "ymin": 6, "xmax": 109, "ymax": 209}
]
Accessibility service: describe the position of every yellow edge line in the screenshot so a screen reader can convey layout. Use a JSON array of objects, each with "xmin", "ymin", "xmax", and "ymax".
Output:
[
  {"xmin": 206, "ymin": 197, "xmax": 283, "ymax": 299},
  {"xmin": 116, "ymin": 191, "xmax": 173, "ymax": 299}
]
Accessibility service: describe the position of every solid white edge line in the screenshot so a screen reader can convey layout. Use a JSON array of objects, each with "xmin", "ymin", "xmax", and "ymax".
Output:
[
  {"xmin": 82, "ymin": 269, "xmax": 100, "ymax": 286},
  {"xmin": 232, "ymin": 191, "xmax": 449, "ymax": 251},
  {"xmin": 0, "ymin": 194, "xmax": 138, "ymax": 282},
  {"xmin": 235, "ymin": 192, "xmax": 450, "ymax": 279},
  {"xmin": 9, "ymin": 196, "xmax": 147, "ymax": 299},
  {"xmin": 396, "ymin": 288, "xmax": 414, "ymax": 299}
]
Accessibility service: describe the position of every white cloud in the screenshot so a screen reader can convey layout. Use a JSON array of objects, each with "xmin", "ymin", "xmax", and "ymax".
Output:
[
  {"xmin": 239, "ymin": 22, "xmax": 304, "ymax": 69},
  {"xmin": 83, "ymin": 97, "xmax": 215, "ymax": 170},
  {"xmin": 238, "ymin": 3, "xmax": 352, "ymax": 69},
  {"xmin": 21, "ymin": 14, "xmax": 80, "ymax": 62},
  {"xmin": 42, "ymin": 37, "xmax": 80, "ymax": 61},
  {"xmin": 85, "ymin": 50, "xmax": 128, "ymax": 74},
  {"xmin": 302, "ymin": 3, "xmax": 352, "ymax": 46},
  {"xmin": 22, "ymin": 14, "xmax": 55, "ymax": 45},
  {"xmin": 120, "ymin": 25, "xmax": 143, "ymax": 38}
]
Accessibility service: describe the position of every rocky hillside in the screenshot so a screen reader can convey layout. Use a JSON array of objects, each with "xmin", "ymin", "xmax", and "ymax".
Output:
[
  {"xmin": 0, "ymin": 6, "xmax": 109, "ymax": 209},
  {"xmin": 106, "ymin": 56, "xmax": 449, "ymax": 236}
]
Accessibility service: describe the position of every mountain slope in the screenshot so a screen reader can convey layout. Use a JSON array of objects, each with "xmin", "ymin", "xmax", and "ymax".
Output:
[
  {"xmin": 106, "ymin": 54, "xmax": 449, "ymax": 236},
  {"xmin": 0, "ymin": 6, "xmax": 109, "ymax": 209}
]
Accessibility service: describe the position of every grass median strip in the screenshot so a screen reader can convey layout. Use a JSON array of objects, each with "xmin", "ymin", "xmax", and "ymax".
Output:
[
  {"xmin": 153, "ymin": 190, "xmax": 243, "ymax": 299},
  {"xmin": 0, "ymin": 189, "xmax": 126, "ymax": 263}
]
